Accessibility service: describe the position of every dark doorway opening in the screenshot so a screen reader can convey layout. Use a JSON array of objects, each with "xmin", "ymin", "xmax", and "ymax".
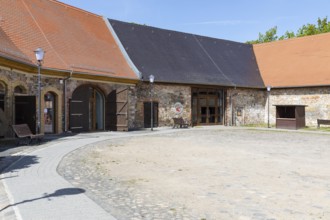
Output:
[
  {"xmin": 144, "ymin": 102, "xmax": 158, "ymax": 128},
  {"xmin": 0, "ymin": 94, "xmax": 4, "ymax": 112},
  {"xmin": 15, "ymin": 96, "xmax": 36, "ymax": 134}
]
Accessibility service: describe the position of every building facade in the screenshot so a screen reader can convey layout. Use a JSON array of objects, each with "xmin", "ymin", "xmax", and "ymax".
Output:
[{"xmin": 1, "ymin": 0, "xmax": 330, "ymax": 139}]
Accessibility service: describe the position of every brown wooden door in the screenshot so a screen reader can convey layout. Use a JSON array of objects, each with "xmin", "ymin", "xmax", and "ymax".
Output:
[
  {"xmin": 105, "ymin": 87, "xmax": 128, "ymax": 131},
  {"xmin": 69, "ymin": 87, "xmax": 89, "ymax": 132}
]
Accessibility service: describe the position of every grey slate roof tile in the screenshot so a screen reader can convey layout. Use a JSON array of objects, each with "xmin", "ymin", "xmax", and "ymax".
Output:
[{"xmin": 109, "ymin": 19, "xmax": 265, "ymax": 88}]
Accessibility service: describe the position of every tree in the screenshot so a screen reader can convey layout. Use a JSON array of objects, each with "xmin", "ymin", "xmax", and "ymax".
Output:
[
  {"xmin": 246, "ymin": 26, "xmax": 278, "ymax": 44},
  {"xmin": 278, "ymin": 31, "xmax": 295, "ymax": 40},
  {"xmin": 296, "ymin": 23, "xmax": 318, "ymax": 37},
  {"xmin": 247, "ymin": 17, "xmax": 330, "ymax": 44}
]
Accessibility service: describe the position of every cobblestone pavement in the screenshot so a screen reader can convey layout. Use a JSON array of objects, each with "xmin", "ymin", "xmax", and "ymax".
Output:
[{"xmin": 58, "ymin": 127, "xmax": 330, "ymax": 220}]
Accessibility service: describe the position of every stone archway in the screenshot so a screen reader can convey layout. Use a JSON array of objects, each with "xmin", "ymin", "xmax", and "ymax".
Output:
[{"xmin": 41, "ymin": 87, "xmax": 62, "ymax": 134}]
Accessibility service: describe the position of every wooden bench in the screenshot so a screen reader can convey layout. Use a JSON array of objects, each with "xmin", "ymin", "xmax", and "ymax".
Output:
[
  {"xmin": 11, "ymin": 124, "xmax": 44, "ymax": 145},
  {"xmin": 172, "ymin": 117, "xmax": 189, "ymax": 129},
  {"xmin": 317, "ymin": 119, "xmax": 330, "ymax": 128}
]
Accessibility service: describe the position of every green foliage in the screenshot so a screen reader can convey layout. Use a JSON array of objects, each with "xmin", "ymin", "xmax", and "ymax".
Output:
[
  {"xmin": 247, "ymin": 17, "xmax": 330, "ymax": 44},
  {"xmin": 278, "ymin": 31, "xmax": 295, "ymax": 40},
  {"xmin": 246, "ymin": 26, "xmax": 278, "ymax": 44}
]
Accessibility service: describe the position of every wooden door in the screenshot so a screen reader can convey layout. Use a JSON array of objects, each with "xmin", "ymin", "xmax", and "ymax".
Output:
[
  {"xmin": 69, "ymin": 87, "xmax": 89, "ymax": 132},
  {"xmin": 105, "ymin": 87, "xmax": 129, "ymax": 131}
]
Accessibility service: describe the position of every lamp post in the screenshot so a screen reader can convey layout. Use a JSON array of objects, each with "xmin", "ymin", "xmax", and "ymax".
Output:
[
  {"xmin": 34, "ymin": 48, "xmax": 45, "ymax": 134},
  {"xmin": 149, "ymin": 75, "xmax": 155, "ymax": 131},
  {"xmin": 267, "ymin": 85, "xmax": 271, "ymax": 128}
]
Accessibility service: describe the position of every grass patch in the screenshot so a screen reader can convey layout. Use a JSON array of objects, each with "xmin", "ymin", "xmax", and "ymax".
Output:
[
  {"xmin": 242, "ymin": 123, "xmax": 273, "ymax": 128},
  {"xmin": 303, "ymin": 126, "xmax": 330, "ymax": 132}
]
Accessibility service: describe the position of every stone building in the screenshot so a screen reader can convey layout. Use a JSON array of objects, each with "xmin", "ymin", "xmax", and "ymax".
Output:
[
  {"xmin": 109, "ymin": 19, "xmax": 266, "ymax": 128},
  {"xmin": 110, "ymin": 20, "xmax": 330, "ymax": 128},
  {"xmin": 254, "ymin": 33, "xmax": 330, "ymax": 126},
  {"xmin": 0, "ymin": 0, "xmax": 139, "ymax": 138},
  {"xmin": 1, "ymin": 0, "xmax": 330, "ymax": 139}
]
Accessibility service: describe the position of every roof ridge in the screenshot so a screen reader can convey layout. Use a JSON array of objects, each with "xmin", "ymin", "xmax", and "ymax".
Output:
[
  {"xmin": 109, "ymin": 19, "xmax": 247, "ymax": 46},
  {"xmin": 50, "ymin": 0, "xmax": 102, "ymax": 18},
  {"xmin": 253, "ymin": 31, "xmax": 330, "ymax": 47}
]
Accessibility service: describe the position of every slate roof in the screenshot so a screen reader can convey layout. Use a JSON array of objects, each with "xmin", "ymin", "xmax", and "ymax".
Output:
[
  {"xmin": 0, "ymin": 0, "xmax": 137, "ymax": 80},
  {"xmin": 109, "ymin": 19, "xmax": 264, "ymax": 88},
  {"xmin": 254, "ymin": 32, "xmax": 330, "ymax": 88}
]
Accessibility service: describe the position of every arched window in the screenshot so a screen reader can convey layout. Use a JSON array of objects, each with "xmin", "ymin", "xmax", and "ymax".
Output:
[{"xmin": 14, "ymin": 86, "xmax": 26, "ymax": 94}]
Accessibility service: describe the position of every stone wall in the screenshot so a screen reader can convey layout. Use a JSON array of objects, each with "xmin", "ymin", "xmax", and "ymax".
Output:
[
  {"xmin": 0, "ymin": 67, "xmax": 63, "ymax": 136},
  {"xmin": 226, "ymin": 88, "xmax": 266, "ymax": 126},
  {"xmin": 0, "ymin": 65, "xmax": 135, "ymax": 136},
  {"xmin": 269, "ymin": 87, "xmax": 330, "ymax": 127},
  {"xmin": 129, "ymin": 82, "xmax": 191, "ymax": 129}
]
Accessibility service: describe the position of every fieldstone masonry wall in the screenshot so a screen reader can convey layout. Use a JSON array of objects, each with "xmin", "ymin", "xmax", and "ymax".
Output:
[
  {"xmin": 269, "ymin": 87, "xmax": 330, "ymax": 127},
  {"xmin": 129, "ymin": 83, "xmax": 191, "ymax": 129},
  {"xmin": 226, "ymin": 88, "xmax": 266, "ymax": 126},
  {"xmin": 2, "ymin": 65, "xmax": 329, "ymax": 135},
  {"xmin": 0, "ymin": 67, "xmax": 63, "ymax": 136},
  {"xmin": 0, "ymin": 66, "xmax": 133, "ymax": 136}
]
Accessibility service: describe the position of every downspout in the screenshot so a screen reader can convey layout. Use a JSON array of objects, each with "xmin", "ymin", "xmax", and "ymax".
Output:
[{"xmin": 63, "ymin": 70, "xmax": 72, "ymax": 133}]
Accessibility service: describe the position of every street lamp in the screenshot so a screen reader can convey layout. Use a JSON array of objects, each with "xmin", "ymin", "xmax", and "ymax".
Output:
[
  {"xmin": 149, "ymin": 74, "xmax": 155, "ymax": 131},
  {"xmin": 34, "ymin": 48, "xmax": 45, "ymax": 134},
  {"xmin": 267, "ymin": 85, "xmax": 271, "ymax": 128}
]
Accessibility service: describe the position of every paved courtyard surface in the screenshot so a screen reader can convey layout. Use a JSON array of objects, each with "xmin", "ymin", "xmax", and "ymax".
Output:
[
  {"xmin": 57, "ymin": 127, "xmax": 330, "ymax": 220},
  {"xmin": 1, "ymin": 127, "xmax": 330, "ymax": 220}
]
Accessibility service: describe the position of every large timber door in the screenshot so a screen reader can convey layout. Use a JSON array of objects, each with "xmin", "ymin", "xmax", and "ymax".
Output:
[
  {"xmin": 105, "ymin": 87, "xmax": 129, "ymax": 131},
  {"xmin": 192, "ymin": 88, "xmax": 225, "ymax": 126},
  {"xmin": 15, "ymin": 96, "xmax": 36, "ymax": 134},
  {"xmin": 70, "ymin": 87, "xmax": 89, "ymax": 132},
  {"xmin": 70, "ymin": 86, "xmax": 104, "ymax": 133}
]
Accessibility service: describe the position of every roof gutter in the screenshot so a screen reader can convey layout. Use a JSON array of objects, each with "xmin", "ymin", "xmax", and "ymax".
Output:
[{"xmin": 265, "ymin": 84, "xmax": 330, "ymax": 89}]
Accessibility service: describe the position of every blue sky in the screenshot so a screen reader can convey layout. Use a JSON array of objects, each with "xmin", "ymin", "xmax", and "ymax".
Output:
[{"xmin": 59, "ymin": 0, "xmax": 330, "ymax": 43}]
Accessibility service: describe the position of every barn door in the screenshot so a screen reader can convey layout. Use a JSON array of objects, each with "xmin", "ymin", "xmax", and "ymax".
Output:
[
  {"xmin": 105, "ymin": 87, "xmax": 128, "ymax": 131},
  {"xmin": 69, "ymin": 87, "xmax": 89, "ymax": 132}
]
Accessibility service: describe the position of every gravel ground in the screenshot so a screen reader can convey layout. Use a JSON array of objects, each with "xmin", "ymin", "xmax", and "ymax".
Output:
[{"xmin": 58, "ymin": 127, "xmax": 330, "ymax": 220}]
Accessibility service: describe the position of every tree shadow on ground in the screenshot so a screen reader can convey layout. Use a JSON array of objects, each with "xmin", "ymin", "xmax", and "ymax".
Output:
[
  {"xmin": 0, "ymin": 155, "xmax": 39, "ymax": 175},
  {"xmin": 0, "ymin": 187, "xmax": 85, "ymax": 212}
]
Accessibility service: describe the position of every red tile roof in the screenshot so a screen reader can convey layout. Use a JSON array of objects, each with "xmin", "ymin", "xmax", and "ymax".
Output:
[
  {"xmin": 253, "ymin": 33, "xmax": 330, "ymax": 88},
  {"xmin": 0, "ymin": 0, "xmax": 137, "ymax": 80}
]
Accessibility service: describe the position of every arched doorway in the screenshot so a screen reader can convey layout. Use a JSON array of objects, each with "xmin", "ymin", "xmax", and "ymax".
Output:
[
  {"xmin": 44, "ymin": 92, "xmax": 56, "ymax": 133},
  {"xmin": 70, "ymin": 85, "xmax": 104, "ymax": 132},
  {"xmin": 13, "ymin": 85, "xmax": 37, "ymax": 133}
]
